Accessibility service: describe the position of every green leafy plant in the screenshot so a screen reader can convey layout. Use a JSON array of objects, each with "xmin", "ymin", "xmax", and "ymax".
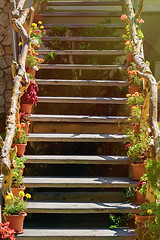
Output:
[
  {"xmin": 146, "ymin": 159, "xmax": 160, "ymax": 192},
  {"xmin": 125, "ymin": 187, "xmax": 136, "ymax": 202},
  {"xmin": 4, "ymin": 192, "xmax": 31, "ymax": 215},
  {"xmin": 138, "ymin": 203, "xmax": 158, "ymax": 216},
  {"xmin": 11, "ymin": 155, "xmax": 26, "ymax": 188},
  {"xmin": 13, "ymin": 125, "xmax": 28, "ymax": 144},
  {"xmin": 138, "ymin": 174, "xmax": 147, "ymax": 195},
  {"xmin": 46, "ymin": 7, "xmax": 54, "ymax": 12},
  {"xmin": 130, "ymin": 105, "xmax": 142, "ymax": 123},
  {"xmin": 44, "ymin": 52, "xmax": 56, "ymax": 63}
]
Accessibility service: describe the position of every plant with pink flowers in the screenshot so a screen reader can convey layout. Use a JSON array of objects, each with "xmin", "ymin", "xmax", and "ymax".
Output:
[
  {"xmin": 30, "ymin": 22, "xmax": 46, "ymax": 47},
  {"xmin": 0, "ymin": 222, "xmax": 16, "ymax": 240},
  {"xmin": 21, "ymin": 80, "xmax": 39, "ymax": 106}
]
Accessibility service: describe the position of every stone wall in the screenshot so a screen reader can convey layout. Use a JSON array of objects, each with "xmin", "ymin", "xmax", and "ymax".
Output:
[{"xmin": 0, "ymin": 0, "xmax": 13, "ymax": 114}]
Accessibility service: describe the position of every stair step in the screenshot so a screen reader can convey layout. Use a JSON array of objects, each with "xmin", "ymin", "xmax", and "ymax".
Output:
[
  {"xmin": 16, "ymin": 228, "xmax": 136, "ymax": 240},
  {"xmin": 28, "ymin": 114, "xmax": 129, "ymax": 123},
  {"xmin": 42, "ymin": 36, "xmax": 124, "ymax": 42},
  {"xmin": 37, "ymin": 50, "xmax": 125, "ymax": 55},
  {"xmin": 25, "ymin": 155, "xmax": 130, "ymax": 164},
  {"xmin": 23, "ymin": 177, "xmax": 138, "ymax": 188},
  {"xmin": 43, "ymin": 23, "xmax": 124, "ymax": 29},
  {"xmin": 44, "ymin": 12, "xmax": 122, "ymax": 17},
  {"xmin": 35, "ymin": 79, "xmax": 129, "ymax": 86},
  {"xmin": 32, "ymin": 191, "xmax": 127, "ymax": 202},
  {"xmin": 37, "ymin": 97, "xmax": 127, "ymax": 104},
  {"xmin": 28, "ymin": 133, "xmax": 127, "ymax": 142},
  {"xmin": 27, "ymin": 201, "xmax": 139, "ymax": 214},
  {"xmin": 48, "ymin": 1, "xmax": 122, "ymax": 6}
]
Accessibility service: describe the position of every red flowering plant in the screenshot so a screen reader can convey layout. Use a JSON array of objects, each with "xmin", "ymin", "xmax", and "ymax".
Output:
[
  {"xmin": 26, "ymin": 49, "xmax": 44, "ymax": 71},
  {"xmin": 13, "ymin": 124, "xmax": 28, "ymax": 144},
  {"xmin": 19, "ymin": 112, "xmax": 30, "ymax": 124},
  {"xmin": 20, "ymin": 80, "xmax": 39, "ymax": 106},
  {"xmin": 30, "ymin": 22, "xmax": 46, "ymax": 47},
  {"xmin": 0, "ymin": 222, "xmax": 15, "ymax": 240},
  {"xmin": 138, "ymin": 174, "xmax": 147, "ymax": 195}
]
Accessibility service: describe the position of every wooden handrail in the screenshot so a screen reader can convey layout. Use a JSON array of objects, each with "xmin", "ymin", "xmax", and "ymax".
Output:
[
  {"xmin": 125, "ymin": 0, "xmax": 160, "ymax": 203},
  {"xmin": 0, "ymin": 0, "xmax": 34, "ymax": 198}
]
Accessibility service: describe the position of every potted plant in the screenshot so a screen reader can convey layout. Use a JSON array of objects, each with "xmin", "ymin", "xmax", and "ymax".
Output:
[
  {"xmin": 20, "ymin": 80, "xmax": 39, "ymax": 114},
  {"xmin": 30, "ymin": 22, "xmax": 46, "ymax": 50},
  {"xmin": 25, "ymin": 49, "xmax": 44, "ymax": 77},
  {"xmin": 129, "ymin": 105, "xmax": 142, "ymax": 133},
  {"xmin": 136, "ymin": 175, "xmax": 147, "ymax": 204},
  {"xmin": 40, "ymin": 0, "xmax": 48, "ymax": 13},
  {"xmin": 126, "ymin": 92, "xmax": 144, "ymax": 110},
  {"xmin": 3, "ymin": 192, "xmax": 31, "ymax": 234},
  {"xmin": 135, "ymin": 203, "xmax": 157, "ymax": 226},
  {"xmin": 125, "ymin": 125, "xmax": 151, "ymax": 180},
  {"xmin": 11, "ymin": 155, "xmax": 27, "ymax": 198},
  {"xmin": 12, "ymin": 125, "xmax": 28, "ymax": 157},
  {"xmin": 0, "ymin": 222, "xmax": 16, "ymax": 239},
  {"xmin": 20, "ymin": 112, "xmax": 30, "ymax": 136},
  {"xmin": 127, "ymin": 62, "xmax": 143, "ymax": 93}
]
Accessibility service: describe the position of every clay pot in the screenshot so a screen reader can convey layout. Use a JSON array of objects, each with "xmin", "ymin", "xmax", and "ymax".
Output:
[
  {"xmin": 4, "ymin": 212, "xmax": 27, "ymax": 234},
  {"xmin": 131, "ymin": 163, "xmax": 146, "ymax": 180},
  {"xmin": 22, "ymin": 122, "xmax": 30, "ymax": 136},
  {"xmin": 20, "ymin": 104, "xmax": 33, "ymax": 115},
  {"xmin": 136, "ymin": 189, "xmax": 145, "ymax": 204},
  {"xmin": 26, "ymin": 68, "xmax": 36, "ymax": 78},
  {"xmin": 126, "ymin": 53, "xmax": 134, "ymax": 65},
  {"xmin": 131, "ymin": 123, "xmax": 140, "ymax": 133},
  {"xmin": 12, "ymin": 144, "xmax": 27, "ymax": 157},
  {"xmin": 40, "ymin": 2, "xmax": 47, "ymax": 13},
  {"xmin": 135, "ymin": 214, "xmax": 155, "ymax": 227},
  {"xmin": 11, "ymin": 187, "xmax": 26, "ymax": 200},
  {"xmin": 34, "ymin": 14, "xmax": 43, "ymax": 23},
  {"xmin": 128, "ymin": 86, "xmax": 142, "ymax": 94}
]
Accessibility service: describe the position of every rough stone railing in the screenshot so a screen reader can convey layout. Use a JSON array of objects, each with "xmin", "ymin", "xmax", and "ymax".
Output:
[
  {"xmin": 125, "ymin": 0, "xmax": 160, "ymax": 203},
  {"xmin": 0, "ymin": 0, "xmax": 34, "ymax": 199}
]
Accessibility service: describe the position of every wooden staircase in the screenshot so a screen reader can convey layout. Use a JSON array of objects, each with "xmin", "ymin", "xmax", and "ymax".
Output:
[{"xmin": 17, "ymin": 0, "xmax": 138, "ymax": 239}]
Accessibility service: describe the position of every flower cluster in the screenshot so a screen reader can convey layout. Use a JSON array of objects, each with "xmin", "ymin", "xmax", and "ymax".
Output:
[
  {"xmin": 26, "ymin": 49, "xmax": 44, "ymax": 70},
  {"xmin": 19, "ymin": 112, "xmax": 30, "ymax": 124},
  {"xmin": 127, "ymin": 62, "xmax": 144, "ymax": 87},
  {"xmin": 30, "ymin": 22, "xmax": 46, "ymax": 47},
  {"xmin": 13, "ymin": 124, "xmax": 28, "ymax": 144},
  {"xmin": 4, "ymin": 192, "xmax": 31, "ymax": 216},
  {"xmin": 126, "ymin": 92, "xmax": 144, "ymax": 106},
  {"xmin": 0, "ymin": 222, "xmax": 15, "ymax": 240},
  {"xmin": 120, "ymin": 14, "xmax": 127, "ymax": 21},
  {"xmin": 21, "ymin": 80, "xmax": 39, "ymax": 106}
]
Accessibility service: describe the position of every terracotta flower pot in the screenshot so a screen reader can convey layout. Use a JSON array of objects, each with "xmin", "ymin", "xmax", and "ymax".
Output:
[
  {"xmin": 4, "ymin": 212, "xmax": 27, "ymax": 234},
  {"xmin": 126, "ymin": 53, "xmax": 134, "ymax": 65},
  {"xmin": 34, "ymin": 14, "xmax": 43, "ymax": 23},
  {"xmin": 128, "ymin": 86, "xmax": 142, "ymax": 94},
  {"xmin": 40, "ymin": 2, "xmax": 47, "ymax": 13},
  {"xmin": 26, "ymin": 68, "xmax": 36, "ymax": 78},
  {"xmin": 131, "ymin": 163, "xmax": 146, "ymax": 180},
  {"xmin": 136, "ymin": 189, "xmax": 145, "ymax": 204},
  {"xmin": 135, "ymin": 214, "xmax": 155, "ymax": 227},
  {"xmin": 12, "ymin": 143, "xmax": 27, "ymax": 157},
  {"xmin": 11, "ymin": 187, "xmax": 26, "ymax": 200},
  {"xmin": 131, "ymin": 123, "xmax": 140, "ymax": 133},
  {"xmin": 20, "ymin": 104, "xmax": 33, "ymax": 114},
  {"xmin": 22, "ymin": 122, "xmax": 30, "ymax": 136}
]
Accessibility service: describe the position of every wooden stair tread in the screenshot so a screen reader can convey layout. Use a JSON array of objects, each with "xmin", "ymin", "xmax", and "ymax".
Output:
[
  {"xmin": 37, "ymin": 97, "xmax": 127, "ymax": 104},
  {"xmin": 44, "ymin": 12, "xmax": 122, "ymax": 17},
  {"xmin": 28, "ymin": 133, "xmax": 127, "ymax": 142},
  {"xmin": 23, "ymin": 176, "xmax": 138, "ymax": 188},
  {"xmin": 43, "ymin": 23, "xmax": 124, "ymax": 29},
  {"xmin": 25, "ymin": 155, "xmax": 130, "ymax": 164},
  {"xmin": 35, "ymin": 79, "xmax": 129, "ymax": 86},
  {"xmin": 16, "ymin": 228, "xmax": 136, "ymax": 239},
  {"xmin": 27, "ymin": 201, "xmax": 139, "ymax": 213},
  {"xmin": 42, "ymin": 36, "xmax": 124, "ymax": 41},
  {"xmin": 37, "ymin": 50, "xmax": 125, "ymax": 55},
  {"xmin": 28, "ymin": 114, "xmax": 129, "ymax": 123},
  {"xmin": 39, "ymin": 64, "xmax": 126, "ymax": 70},
  {"xmin": 47, "ymin": 1, "xmax": 122, "ymax": 6}
]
